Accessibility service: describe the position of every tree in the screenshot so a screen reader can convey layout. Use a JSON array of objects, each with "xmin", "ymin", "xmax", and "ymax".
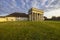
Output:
[
  {"xmin": 51, "ymin": 16, "xmax": 57, "ymax": 20},
  {"xmin": 44, "ymin": 16, "xmax": 47, "ymax": 20}
]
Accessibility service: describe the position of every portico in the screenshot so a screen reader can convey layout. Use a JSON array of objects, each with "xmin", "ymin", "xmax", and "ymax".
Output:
[{"xmin": 28, "ymin": 8, "xmax": 44, "ymax": 21}]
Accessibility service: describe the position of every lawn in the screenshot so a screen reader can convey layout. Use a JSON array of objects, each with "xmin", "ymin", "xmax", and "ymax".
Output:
[{"xmin": 0, "ymin": 21, "xmax": 60, "ymax": 40}]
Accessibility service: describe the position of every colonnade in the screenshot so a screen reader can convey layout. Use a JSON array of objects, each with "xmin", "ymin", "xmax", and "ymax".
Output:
[{"xmin": 29, "ymin": 13, "xmax": 43, "ymax": 21}]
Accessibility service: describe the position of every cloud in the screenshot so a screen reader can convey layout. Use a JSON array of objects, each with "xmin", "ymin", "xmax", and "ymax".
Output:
[
  {"xmin": 44, "ymin": 8, "xmax": 60, "ymax": 18},
  {"xmin": 41, "ymin": 0, "xmax": 47, "ymax": 6},
  {"xmin": 11, "ymin": 0, "xmax": 17, "ymax": 8},
  {"xmin": 45, "ymin": 0, "xmax": 55, "ymax": 8},
  {"xmin": 0, "ymin": 0, "xmax": 20, "ymax": 14},
  {"xmin": 31, "ymin": 0, "xmax": 41, "ymax": 8},
  {"xmin": 31, "ymin": 0, "xmax": 37, "ymax": 8},
  {"xmin": 0, "ymin": 0, "xmax": 60, "ymax": 17},
  {"xmin": 43, "ymin": 0, "xmax": 60, "ymax": 12}
]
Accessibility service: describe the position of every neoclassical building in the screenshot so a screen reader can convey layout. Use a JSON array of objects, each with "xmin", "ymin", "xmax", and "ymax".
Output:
[
  {"xmin": 28, "ymin": 8, "xmax": 44, "ymax": 21},
  {"xmin": 0, "ymin": 8, "xmax": 44, "ymax": 22}
]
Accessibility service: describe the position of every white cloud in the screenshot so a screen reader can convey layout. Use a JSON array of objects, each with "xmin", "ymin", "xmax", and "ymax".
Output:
[
  {"xmin": 44, "ymin": 8, "xmax": 60, "ymax": 18},
  {"xmin": 2, "ymin": 0, "xmax": 16, "ymax": 8},
  {"xmin": 25, "ymin": 0, "xmax": 29, "ymax": 3},
  {"xmin": 45, "ymin": 0, "xmax": 55, "ymax": 8},
  {"xmin": 11, "ymin": 0, "xmax": 17, "ymax": 8},
  {"xmin": 0, "ymin": 0, "xmax": 60, "ymax": 16},
  {"xmin": 41, "ymin": 0, "xmax": 47, "ymax": 6},
  {"xmin": 32, "ymin": 0, "xmax": 37, "ymax": 7},
  {"xmin": 20, "ymin": 0, "xmax": 26, "ymax": 9},
  {"xmin": 31, "ymin": 0, "xmax": 39, "ymax": 8}
]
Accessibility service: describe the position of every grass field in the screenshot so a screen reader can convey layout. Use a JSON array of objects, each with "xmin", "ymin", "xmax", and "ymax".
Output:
[{"xmin": 0, "ymin": 21, "xmax": 60, "ymax": 40}]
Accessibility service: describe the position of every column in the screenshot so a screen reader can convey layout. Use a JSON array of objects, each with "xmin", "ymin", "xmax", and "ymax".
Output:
[
  {"xmin": 37, "ymin": 13, "xmax": 38, "ymax": 21},
  {"xmin": 35, "ymin": 13, "xmax": 36, "ymax": 21},
  {"xmin": 41, "ymin": 14, "xmax": 44, "ymax": 20},
  {"xmin": 39, "ymin": 14, "xmax": 41, "ymax": 20},
  {"xmin": 29, "ymin": 14, "xmax": 31, "ymax": 21},
  {"xmin": 40, "ymin": 14, "xmax": 42, "ymax": 21},
  {"xmin": 33, "ymin": 13, "xmax": 35, "ymax": 21},
  {"xmin": 38, "ymin": 13, "xmax": 39, "ymax": 21},
  {"xmin": 36, "ymin": 13, "xmax": 37, "ymax": 21},
  {"xmin": 32, "ymin": 13, "xmax": 33, "ymax": 21}
]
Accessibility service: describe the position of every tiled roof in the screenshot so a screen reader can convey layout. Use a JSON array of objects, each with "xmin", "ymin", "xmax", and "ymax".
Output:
[
  {"xmin": 0, "ymin": 16, "xmax": 5, "ymax": 18},
  {"xmin": 6, "ymin": 12, "xmax": 28, "ymax": 17}
]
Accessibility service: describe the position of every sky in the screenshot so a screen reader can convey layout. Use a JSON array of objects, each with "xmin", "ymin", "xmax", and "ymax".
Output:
[{"xmin": 0, "ymin": 0, "xmax": 60, "ymax": 18}]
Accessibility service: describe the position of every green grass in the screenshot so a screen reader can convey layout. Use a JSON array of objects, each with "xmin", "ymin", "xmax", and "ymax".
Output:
[{"xmin": 0, "ymin": 21, "xmax": 60, "ymax": 40}]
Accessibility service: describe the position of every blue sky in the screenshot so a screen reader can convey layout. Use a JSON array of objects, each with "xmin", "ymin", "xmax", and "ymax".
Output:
[{"xmin": 0, "ymin": 0, "xmax": 60, "ymax": 18}]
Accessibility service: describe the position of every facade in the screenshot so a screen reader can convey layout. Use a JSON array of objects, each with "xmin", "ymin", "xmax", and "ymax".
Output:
[
  {"xmin": 0, "ymin": 17, "xmax": 6, "ymax": 22},
  {"xmin": 28, "ymin": 8, "xmax": 44, "ymax": 21},
  {"xmin": 0, "ymin": 12, "xmax": 28, "ymax": 22},
  {"xmin": 0, "ymin": 8, "xmax": 44, "ymax": 22},
  {"xmin": 5, "ymin": 12, "xmax": 28, "ymax": 21}
]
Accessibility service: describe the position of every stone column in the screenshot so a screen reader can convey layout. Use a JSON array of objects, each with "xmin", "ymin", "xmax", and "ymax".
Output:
[
  {"xmin": 36, "ymin": 13, "xmax": 37, "ymax": 21},
  {"xmin": 37, "ymin": 13, "xmax": 38, "ymax": 21},
  {"xmin": 29, "ymin": 14, "xmax": 31, "ymax": 21},
  {"xmin": 38, "ymin": 13, "xmax": 39, "ymax": 21},
  {"xmin": 32, "ymin": 13, "xmax": 33, "ymax": 21},
  {"xmin": 39, "ymin": 14, "xmax": 41, "ymax": 20},
  {"xmin": 41, "ymin": 14, "xmax": 44, "ymax": 20},
  {"xmin": 33, "ymin": 13, "xmax": 36, "ymax": 21},
  {"xmin": 35, "ymin": 13, "xmax": 37, "ymax": 21},
  {"xmin": 40, "ymin": 14, "xmax": 42, "ymax": 20}
]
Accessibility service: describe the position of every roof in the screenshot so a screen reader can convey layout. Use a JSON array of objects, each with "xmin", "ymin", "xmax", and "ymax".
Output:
[
  {"xmin": 6, "ymin": 12, "xmax": 28, "ymax": 17},
  {"xmin": 0, "ymin": 16, "xmax": 5, "ymax": 18},
  {"xmin": 32, "ymin": 8, "xmax": 44, "ymax": 12},
  {"xmin": 28, "ymin": 8, "xmax": 44, "ymax": 14}
]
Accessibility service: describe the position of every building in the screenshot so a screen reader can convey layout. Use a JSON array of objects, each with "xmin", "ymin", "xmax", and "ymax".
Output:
[
  {"xmin": 28, "ymin": 8, "xmax": 44, "ymax": 21},
  {"xmin": 0, "ymin": 8, "xmax": 44, "ymax": 22},
  {"xmin": 0, "ymin": 12, "xmax": 28, "ymax": 22},
  {"xmin": 6, "ymin": 12, "xmax": 28, "ymax": 21},
  {"xmin": 0, "ymin": 16, "xmax": 6, "ymax": 22}
]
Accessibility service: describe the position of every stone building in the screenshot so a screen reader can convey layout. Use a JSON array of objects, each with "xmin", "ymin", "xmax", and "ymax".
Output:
[
  {"xmin": 0, "ymin": 12, "xmax": 28, "ymax": 22},
  {"xmin": 6, "ymin": 12, "xmax": 28, "ymax": 21},
  {"xmin": 0, "ymin": 8, "xmax": 44, "ymax": 22},
  {"xmin": 28, "ymin": 8, "xmax": 44, "ymax": 21}
]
